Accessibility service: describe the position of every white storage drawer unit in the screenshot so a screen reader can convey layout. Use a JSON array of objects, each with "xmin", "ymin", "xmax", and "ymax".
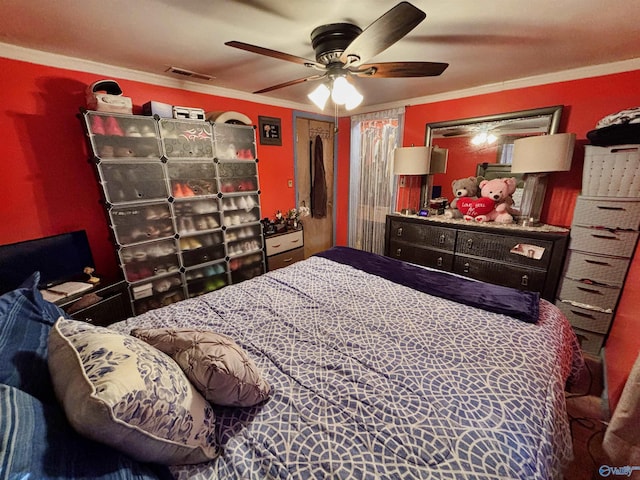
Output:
[
  {"xmin": 266, "ymin": 230, "xmax": 304, "ymax": 256},
  {"xmin": 558, "ymin": 192, "xmax": 640, "ymax": 355}
]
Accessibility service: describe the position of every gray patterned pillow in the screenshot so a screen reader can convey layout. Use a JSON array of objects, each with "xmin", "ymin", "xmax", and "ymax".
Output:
[
  {"xmin": 47, "ymin": 318, "xmax": 220, "ymax": 465},
  {"xmin": 131, "ymin": 328, "xmax": 270, "ymax": 407}
]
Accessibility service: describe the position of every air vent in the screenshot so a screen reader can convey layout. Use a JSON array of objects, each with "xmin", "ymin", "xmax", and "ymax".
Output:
[{"xmin": 166, "ymin": 66, "xmax": 214, "ymax": 81}]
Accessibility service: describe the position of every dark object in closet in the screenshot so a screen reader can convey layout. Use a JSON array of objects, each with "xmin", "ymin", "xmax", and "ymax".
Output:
[{"xmin": 311, "ymin": 135, "xmax": 327, "ymax": 218}]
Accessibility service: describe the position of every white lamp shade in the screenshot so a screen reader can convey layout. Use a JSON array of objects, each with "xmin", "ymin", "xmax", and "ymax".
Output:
[
  {"xmin": 394, "ymin": 146, "xmax": 431, "ymax": 175},
  {"xmin": 511, "ymin": 133, "xmax": 576, "ymax": 174}
]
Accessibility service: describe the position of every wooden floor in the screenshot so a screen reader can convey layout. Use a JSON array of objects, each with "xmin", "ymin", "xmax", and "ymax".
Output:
[{"xmin": 563, "ymin": 355, "xmax": 613, "ymax": 480}]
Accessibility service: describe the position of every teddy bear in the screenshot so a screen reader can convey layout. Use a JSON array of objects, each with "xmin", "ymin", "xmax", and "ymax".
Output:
[
  {"xmin": 444, "ymin": 176, "xmax": 483, "ymax": 219},
  {"xmin": 472, "ymin": 177, "xmax": 518, "ymax": 223}
]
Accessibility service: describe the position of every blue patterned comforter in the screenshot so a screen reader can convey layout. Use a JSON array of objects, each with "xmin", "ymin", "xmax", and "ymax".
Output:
[{"xmin": 112, "ymin": 249, "xmax": 583, "ymax": 479}]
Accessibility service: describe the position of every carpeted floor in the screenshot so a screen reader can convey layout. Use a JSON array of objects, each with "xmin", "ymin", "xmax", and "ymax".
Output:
[{"xmin": 563, "ymin": 354, "xmax": 613, "ymax": 480}]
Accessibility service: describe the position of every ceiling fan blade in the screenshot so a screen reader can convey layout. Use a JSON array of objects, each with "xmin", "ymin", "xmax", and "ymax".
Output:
[
  {"xmin": 355, "ymin": 61, "xmax": 448, "ymax": 78},
  {"xmin": 253, "ymin": 74, "xmax": 325, "ymax": 94},
  {"xmin": 225, "ymin": 41, "xmax": 322, "ymax": 67},
  {"xmin": 340, "ymin": 2, "xmax": 426, "ymax": 67}
]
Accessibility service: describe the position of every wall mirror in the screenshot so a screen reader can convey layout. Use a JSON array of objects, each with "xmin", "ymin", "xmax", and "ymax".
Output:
[{"xmin": 424, "ymin": 105, "xmax": 563, "ymax": 204}]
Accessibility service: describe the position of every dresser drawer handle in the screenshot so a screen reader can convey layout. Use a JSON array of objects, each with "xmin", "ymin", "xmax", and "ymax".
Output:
[
  {"xmin": 596, "ymin": 206, "xmax": 625, "ymax": 211},
  {"xmin": 570, "ymin": 309, "xmax": 596, "ymax": 319},
  {"xmin": 590, "ymin": 234, "xmax": 618, "ymax": 240},
  {"xmin": 395, "ymin": 248, "xmax": 402, "ymax": 257},
  {"xmin": 396, "ymin": 227, "xmax": 403, "ymax": 237},
  {"xmin": 272, "ymin": 243, "xmax": 282, "ymax": 248},
  {"xmin": 439, "ymin": 234, "xmax": 446, "ymax": 244},
  {"xmin": 521, "ymin": 275, "xmax": 529, "ymax": 286},
  {"xmin": 585, "ymin": 259, "xmax": 611, "ymax": 266},
  {"xmin": 282, "ymin": 257, "xmax": 294, "ymax": 263},
  {"xmin": 437, "ymin": 257, "xmax": 443, "ymax": 267},
  {"xmin": 290, "ymin": 239, "xmax": 300, "ymax": 243},
  {"xmin": 577, "ymin": 286, "xmax": 602, "ymax": 295},
  {"xmin": 463, "ymin": 262, "xmax": 470, "ymax": 273},
  {"xmin": 466, "ymin": 238, "xmax": 473, "ymax": 249}
]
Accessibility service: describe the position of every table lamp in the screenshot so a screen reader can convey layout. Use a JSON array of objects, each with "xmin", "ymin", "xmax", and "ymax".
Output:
[
  {"xmin": 511, "ymin": 133, "xmax": 575, "ymax": 226},
  {"xmin": 394, "ymin": 146, "xmax": 448, "ymax": 215},
  {"xmin": 394, "ymin": 146, "xmax": 430, "ymax": 215}
]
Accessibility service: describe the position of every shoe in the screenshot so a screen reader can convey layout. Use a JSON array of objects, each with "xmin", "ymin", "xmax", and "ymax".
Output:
[
  {"xmin": 104, "ymin": 116, "xmax": 124, "ymax": 136},
  {"xmin": 99, "ymin": 145, "xmax": 114, "ymax": 157},
  {"xmin": 140, "ymin": 124, "xmax": 156, "ymax": 137},
  {"xmin": 125, "ymin": 125, "xmax": 142, "ymax": 137},
  {"xmin": 182, "ymin": 184, "xmax": 195, "ymax": 197},
  {"xmin": 90, "ymin": 115, "xmax": 106, "ymax": 135},
  {"xmin": 206, "ymin": 216, "xmax": 219, "ymax": 229}
]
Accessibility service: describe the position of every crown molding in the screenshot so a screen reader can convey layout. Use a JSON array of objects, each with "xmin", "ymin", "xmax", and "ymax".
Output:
[
  {"xmin": 0, "ymin": 42, "xmax": 311, "ymax": 112},
  {"xmin": 352, "ymin": 57, "xmax": 640, "ymax": 115},
  {"xmin": 2, "ymin": 42, "xmax": 638, "ymax": 117}
]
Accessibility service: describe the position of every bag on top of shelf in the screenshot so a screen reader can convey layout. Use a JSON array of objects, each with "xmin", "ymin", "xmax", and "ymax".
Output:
[{"xmin": 86, "ymin": 79, "xmax": 133, "ymax": 114}]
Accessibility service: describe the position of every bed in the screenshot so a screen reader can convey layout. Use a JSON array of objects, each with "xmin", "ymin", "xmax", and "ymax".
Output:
[{"xmin": 1, "ymin": 246, "xmax": 583, "ymax": 479}]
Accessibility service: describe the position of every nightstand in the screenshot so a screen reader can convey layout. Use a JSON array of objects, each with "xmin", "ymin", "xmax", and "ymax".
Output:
[
  {"xmin": 58, "ymin": 280, "xmax": 132, "ymax": 327},
  {"xmin": 265, "ymin": 229, "xmax": 305, "ymax": 271}
]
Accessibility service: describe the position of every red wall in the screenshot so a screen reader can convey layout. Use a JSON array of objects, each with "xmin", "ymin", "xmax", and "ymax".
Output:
[
  {"xmin": 2, "ymin": 54, "xmax": 638, "ymax": 412},
  {"xmin": 0, "ymin": 56, "xmax": 298, "ymax": 280}
]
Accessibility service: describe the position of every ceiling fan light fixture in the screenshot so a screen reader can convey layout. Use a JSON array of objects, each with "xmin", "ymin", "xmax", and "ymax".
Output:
[
  {"xmin": 308, "ymin": 83, "xmax": 331, "ymax": 110},
  {"xmin": 330, "ymin": 76, "xmax": 351, "ymax": 105},
  {"xmin": 345, "ymin": 88, "xmax": 363, "ymax": 110}
]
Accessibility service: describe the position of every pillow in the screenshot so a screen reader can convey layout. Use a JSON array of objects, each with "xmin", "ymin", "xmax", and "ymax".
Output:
[
  {"xmin": 48, "ymin": 318, "xmax": 220, "ymax": 465},
  {"xmin": 131, "ymin": 327, "xmax": 270, "ymax": 407},
  {"xmin": 0, "ymin": 384, "xmax": 173, "ymax": 480},
  {"xmin": 0, "ymin": 271, "xmax": 66, "ymax": 402}
]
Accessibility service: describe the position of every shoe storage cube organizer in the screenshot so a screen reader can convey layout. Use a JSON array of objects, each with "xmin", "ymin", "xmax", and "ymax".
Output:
[{"xmin": 82, "ymin": 111, "xmax": 265, "ymax": 315}]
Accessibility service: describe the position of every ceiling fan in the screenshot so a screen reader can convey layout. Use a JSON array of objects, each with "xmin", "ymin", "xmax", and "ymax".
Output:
[{"xmin": 225, "ymin": 1, "xmax": 448, "ymax": 105}]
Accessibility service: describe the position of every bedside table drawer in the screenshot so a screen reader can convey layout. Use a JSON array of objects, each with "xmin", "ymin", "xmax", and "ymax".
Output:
[
  {"xmin": 268, "ymin": 247, "xmax": 305, "ymax": 271},
  {"xmin": 265, "ymin": 230, "xmax": 303, "ymax": 256},
  {"xmin": 456, "ymin": 231, "xmax": 554, "ymax": 269}
]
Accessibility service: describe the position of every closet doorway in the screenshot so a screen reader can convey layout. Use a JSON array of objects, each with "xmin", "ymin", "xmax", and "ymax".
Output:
[{"xmin": 295, "ymin": 117, "xmax": 335, "ymax": 258}]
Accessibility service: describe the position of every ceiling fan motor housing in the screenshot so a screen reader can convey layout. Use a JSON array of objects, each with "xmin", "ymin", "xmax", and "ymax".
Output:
[{"xmin": 311, "ymin": 23, "xmax": 362, "ymax": 64}]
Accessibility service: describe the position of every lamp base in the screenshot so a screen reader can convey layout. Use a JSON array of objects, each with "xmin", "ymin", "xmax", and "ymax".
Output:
[{"xmin": 517, "ymin": 173, "xmax": 549, "ymax": 227}]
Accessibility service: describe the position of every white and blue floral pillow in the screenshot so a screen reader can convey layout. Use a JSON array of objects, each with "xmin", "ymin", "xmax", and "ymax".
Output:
[{"xmin": 48, "ymin": 317, "xmax": 220, "ymax": 465}]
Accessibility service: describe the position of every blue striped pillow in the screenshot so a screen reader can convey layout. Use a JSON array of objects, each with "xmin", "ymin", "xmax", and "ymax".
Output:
[
  {"xmin": 0, "ymin": 272, "xmax": 65, "ymax": 402},
  {"xmin": 0, "ymin": 384, "xmax": 172, "ymax": 479}
]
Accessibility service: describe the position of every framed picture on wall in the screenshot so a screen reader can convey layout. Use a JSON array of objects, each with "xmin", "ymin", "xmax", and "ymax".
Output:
[{"xmin": 258, "ymin": 116, "xmax": 282, "ymax": 146}]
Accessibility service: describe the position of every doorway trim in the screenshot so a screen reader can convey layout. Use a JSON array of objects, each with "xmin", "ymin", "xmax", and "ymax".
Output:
[{"xmin": 292, "ymin": 110, "xmax": 338, "ymax": 247}]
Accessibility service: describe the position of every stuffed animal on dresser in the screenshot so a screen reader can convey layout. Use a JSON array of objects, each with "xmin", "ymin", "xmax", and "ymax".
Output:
[
  {"xmin": 472, "ymin": 177, "xmax": 518, "ymax": 223},
  {"xmin": 444, "ymin": 176, "xmax": 483, "ymax": 219}
]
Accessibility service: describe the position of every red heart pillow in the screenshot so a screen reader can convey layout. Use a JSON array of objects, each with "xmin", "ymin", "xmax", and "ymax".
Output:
[{"xmin": 457, "ymin": 197, "xmax": 496, "ymax": 217}]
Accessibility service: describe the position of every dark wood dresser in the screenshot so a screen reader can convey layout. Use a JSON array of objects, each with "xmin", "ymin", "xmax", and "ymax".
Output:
[{"xmin": 384, "ymin": 214, "xmax": 569, "ymax": 301}]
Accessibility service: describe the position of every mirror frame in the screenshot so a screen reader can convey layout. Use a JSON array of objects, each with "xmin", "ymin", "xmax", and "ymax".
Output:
[
  {"xmin": 424, "ymin": 105, "xmax": 564, "ymax": 146},
  {"xmin": 420, "ymin": 105, "xmax": 563, "ymax": 207}
]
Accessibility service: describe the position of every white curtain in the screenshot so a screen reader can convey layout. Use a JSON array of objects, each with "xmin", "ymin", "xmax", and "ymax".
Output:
[{"xmin": 348, "ymin": 108, "xmax": 404, "ymax": 254}]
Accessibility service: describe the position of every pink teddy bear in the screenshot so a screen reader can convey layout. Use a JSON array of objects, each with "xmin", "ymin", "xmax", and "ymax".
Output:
[{"xmin": 474, "ymin": 177, "xmax": 518, "ymax": 223}]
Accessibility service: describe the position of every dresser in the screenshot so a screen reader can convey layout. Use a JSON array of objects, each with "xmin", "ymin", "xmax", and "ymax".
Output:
[
  {"xmin": 555, "ymin": 196, "xmax": 640, "ymax": 354},
  {"xmin": 265, "ymin": 229, "xmax": 305, "ymax": 271},
  {"xmin": 384, "ymin": 214, "xmax": 569, "ymax": 301}
]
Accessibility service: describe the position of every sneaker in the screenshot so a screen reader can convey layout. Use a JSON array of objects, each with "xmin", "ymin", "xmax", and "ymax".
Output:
[
  {"xmin": 140, "ymin": 124, "xmax": 156, "ymax": 137},
  {"xmin": 104, "ymin": 116, "xmax": 124, "ymax": 136},
  {"xmin": 90, "ymin": 115, "xmax": 106, "ymax": 135},
  {"xmin": 125, "ymin": 125, "xmax": 142, "ymax": 137}
]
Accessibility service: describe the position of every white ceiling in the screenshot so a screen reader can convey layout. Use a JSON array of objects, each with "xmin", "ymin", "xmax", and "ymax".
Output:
[{"xmin": 1, "ymin": 0, "xmax": 639, "ymax": 112}]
